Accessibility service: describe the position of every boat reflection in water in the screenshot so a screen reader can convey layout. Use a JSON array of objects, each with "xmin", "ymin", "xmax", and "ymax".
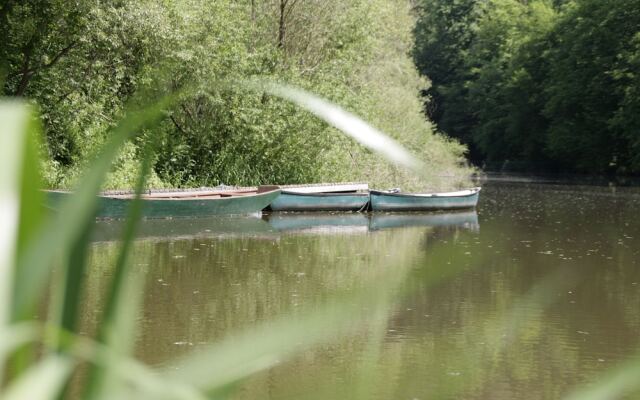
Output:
[
  {"xmin": 264, "ymin": 213, "xmax": 370, "ymax": 235},
  {"xmin": 368, "ymin": 211, "xmax": 479, "ymax": 232},
  {"xmin": 264, "ymin": 211, "xmax": 479, "ymax": 234},
  {"xmin": 91, "ymin": 214, "xmax": 277, "ymax": 242},
  {"xmin": 90, "ymin": 211, "xmax": 479, "ymax": 242}
]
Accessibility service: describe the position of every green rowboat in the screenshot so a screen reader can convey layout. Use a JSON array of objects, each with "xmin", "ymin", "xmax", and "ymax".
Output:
[
  {"xmin": 269, "ymin": 192, "xmax": 369, "ymax": 212},
  {"xmin": 46, "ymin": 187, "xmax": 281, "ymax": 219},
  {"xmin": 369, "ymin": 187, "xmax": 481, "ymax": 211}
]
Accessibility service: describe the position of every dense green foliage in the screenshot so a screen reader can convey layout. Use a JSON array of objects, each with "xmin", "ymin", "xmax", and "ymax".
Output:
[
  {"xmin": 1, "ymin": 0, "xmax": 470, "ymax": 190},
  {"xmin": 412, "ymin": 0, "xmax": 479, "ymax": 154},
  {"xmin": 414, "ymin": 0, "xmax": 640, "ymax": 174}
]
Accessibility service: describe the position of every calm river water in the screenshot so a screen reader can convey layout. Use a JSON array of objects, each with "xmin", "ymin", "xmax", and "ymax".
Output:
[{"xmin": 82, "ymin": 178, "xmax": 640, "ymax": 399}]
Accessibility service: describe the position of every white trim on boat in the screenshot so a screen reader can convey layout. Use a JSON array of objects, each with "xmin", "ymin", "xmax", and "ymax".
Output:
[
  {"xmin": 411, "ymin": 187, "xmax": 481, "ymax": 197},
  {"xmin": 281, "ymin": 182, "xmax": 369, "ymax": 194}
]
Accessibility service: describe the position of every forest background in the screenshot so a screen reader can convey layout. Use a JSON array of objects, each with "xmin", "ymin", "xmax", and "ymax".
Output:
[
  {"xmin": 1, "ymin": 0, "xmax": 471, "ymax": 191},
  {"xmin": 4, "ymin": 0, "xmax": 637, "ymax": 189},
  {"xmin": 413, "ymin": 0, "xmax": 640, "ymax": 174}
]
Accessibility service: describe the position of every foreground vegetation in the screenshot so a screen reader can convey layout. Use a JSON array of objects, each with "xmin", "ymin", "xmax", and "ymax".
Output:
[
  {"xmin": 0, "ymin": 99, "xmax": 412, "ymax": 399},
  {"xmin": 414, "ymin": 0, "xmax": 640, "ymax": 174},
  {"xmin": 1, "ymin": 0, "xmax": 470, "ymax": 190}
]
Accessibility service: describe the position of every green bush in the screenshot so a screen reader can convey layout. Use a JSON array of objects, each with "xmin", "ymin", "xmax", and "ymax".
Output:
[{"xmin": 3, "ymin": 0, "xmax": 471, "ymax": 191}]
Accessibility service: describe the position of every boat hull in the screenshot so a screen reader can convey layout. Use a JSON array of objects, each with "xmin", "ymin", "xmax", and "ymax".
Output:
[
  {"xmin": 369, "ymin": 188, "xmax": 480, "ymax": 211},
  {"xmin": 269, "ymin": 191, "xmax": 369, "ymax": 212},
  {"xmin": 47, "ymin": 189, "xmax": 281, "ymax": 219}
]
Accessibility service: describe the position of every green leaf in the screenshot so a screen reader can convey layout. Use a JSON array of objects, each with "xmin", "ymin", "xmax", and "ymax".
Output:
[
  {"xmin": 0, "ymin": 102, "xmax": 31, "ymax": 328},
  {"xmin": 54, "ymin": 216, "xmax": 94, "ymax": 346},
  {"xmin": 257, "ymin": 82, "xmax": 424, "ymax": 172},
  {"xmin": 0, "ymin": 102, "xmax": 40, "ymax": 380},
  {"xmin": 564, "ymin": 356, "xmax": 640, "ymax": 400},
  {"xmin": 57, "ymin": 330, "xmax": 207, "ymax": 400},
  {"xmin": 1, "ymin": 355, "xmax": 74, "ymax": 400},
  {"xmin": 83, "ymin": 149, "xmax": 152, "ymax": 400},
  {"xmin": 163, "ymin": 274, "xmax": 405, "ymax": 392},
  {"xmin": 11, "ymin": 93, "xmax": 177, "ymax": 323},
  {"xmin": 0, "ymin": 323, "xmax": 39, "ymax": 369},
  {"xmin": 16, "ymin": 106, "xmax": 45, "ymax": 264}
]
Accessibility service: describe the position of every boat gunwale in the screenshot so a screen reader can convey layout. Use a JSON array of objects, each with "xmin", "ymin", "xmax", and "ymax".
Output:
[
  {"xmin": 45, "ymin": 188, "xmax": 281, "ymax": 201},
  {"xmin": 277, "ymin": 182, "xmax": 369, "ymax": 194},
  {"xmin": 279, "ymin": 191, "xmax": 370, "ymax": 197},
  {"xmin": 114, "ymin": 189, "xmax": 280, "ymax": 201},
  {"xmin": 369, "ymin": 187, "xmax": 481, "ymax": 199}
]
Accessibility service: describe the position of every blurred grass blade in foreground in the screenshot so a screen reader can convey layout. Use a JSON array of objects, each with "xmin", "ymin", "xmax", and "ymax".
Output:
[
  {"xmin": 0, "ymin": 101, "xmax": 44, "ymax": 379},
  {"xmin": 0, "ymin": 102, "xmax": 29, "ymax": 332},
  {"xmin": 11, "ymin": 94, "xmax": 175, "ymax": 322},
  {"xmin": 82, "ymin": 151, "xmax": 152, "ymax": 400},
  {"xmin": 258, "ymin": 82, "xmax": 424, "ymax": 172},
  {"xmin": 2, "ymin": 355, "xmax": 74, "ymax": 400},
  {"xmin": 564, "ymin": 355, "xmax": 640, "ymax": 400}
]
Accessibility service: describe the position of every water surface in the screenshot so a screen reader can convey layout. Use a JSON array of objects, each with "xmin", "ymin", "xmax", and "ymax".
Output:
[{"xmin": 82, "ymin": 179, "xmax": 640, "ymax": 399}]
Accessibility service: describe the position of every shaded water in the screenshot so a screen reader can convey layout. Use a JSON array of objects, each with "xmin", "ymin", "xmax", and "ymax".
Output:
[{"xmin": 81, "ymin": 179, "xmax": 640, "ymax": 399}]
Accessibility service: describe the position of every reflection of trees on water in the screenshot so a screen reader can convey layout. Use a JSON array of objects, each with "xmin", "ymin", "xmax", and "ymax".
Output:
[
  {"xmin": 420, "ymin": 224, "xmax": 473, "ymax": 250},
  {"xmin": 81, "ymin": 227, "xmax": 426, "ymax": 367},
  {"xmin": 243, "ymin": 183, "xmax": 640, "ymax": 400},
  {"xmin": 78, "ymin": 181, "xmax": 640, "ymax": 399},
  {"xmin": 380, "ymin": 182, "xmax": 640, "ymax": 399}
]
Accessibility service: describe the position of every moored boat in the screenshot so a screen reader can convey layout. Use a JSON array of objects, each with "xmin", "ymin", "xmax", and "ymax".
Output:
[
  {"xmin": 369, "ymin": 187, "xmax": 481, "ymax": 211},
  {"xmin": 46, "ymin": 186, "xmax": 281, "ymax": 219},
  {"xmin": 268, "ymin": 182, "xmax": 369, "ymax": 212}
]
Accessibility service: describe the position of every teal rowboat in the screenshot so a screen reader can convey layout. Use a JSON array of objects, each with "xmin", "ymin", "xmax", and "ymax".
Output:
[
  {"xmin": 369, "ymin": 187, "xmax": 481, "ymax": 211},
  {"xmin": 268, "ymin": 183, "xmax": 369, "ymax": 212},
  {"xmin": 46, "ymin": 187, "xmax": 281, "ymax": 219},
  {"xmin": 269, "ymin": 192, "xmax": 369, "ymax": 211}
]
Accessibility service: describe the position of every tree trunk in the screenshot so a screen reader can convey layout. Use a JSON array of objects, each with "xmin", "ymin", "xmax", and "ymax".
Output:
[
  {"xmin": 15, "ymin": 71, "xmax": 32, "ymax": 97},
  {"xmin": 14, "ymin": 39, "xmax": 34, "ymax": 96},
  {"xmin": 278, "ymin": 0, "xmax": 286, "ymax": 48}
]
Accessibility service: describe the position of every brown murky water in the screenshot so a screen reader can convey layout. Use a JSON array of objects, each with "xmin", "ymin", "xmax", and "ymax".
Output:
[{"xmin": 81, "ymin": 179, "xmax": 640, "ymax": 399}]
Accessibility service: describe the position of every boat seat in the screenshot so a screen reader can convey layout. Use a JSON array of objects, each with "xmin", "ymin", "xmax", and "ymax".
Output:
[{"xmin": 257, "ymin": 185, "xmax": 280, "ymax": 193}]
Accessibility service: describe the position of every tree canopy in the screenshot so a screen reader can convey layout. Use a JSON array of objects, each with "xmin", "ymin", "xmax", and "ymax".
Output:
[
  {"xmin": 2, "ymin": 0, "xmax": 470, "ymax": 189},
  {"xmin": 413, "ymin": 0, "xmax": 640, "ymax": 174}
]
